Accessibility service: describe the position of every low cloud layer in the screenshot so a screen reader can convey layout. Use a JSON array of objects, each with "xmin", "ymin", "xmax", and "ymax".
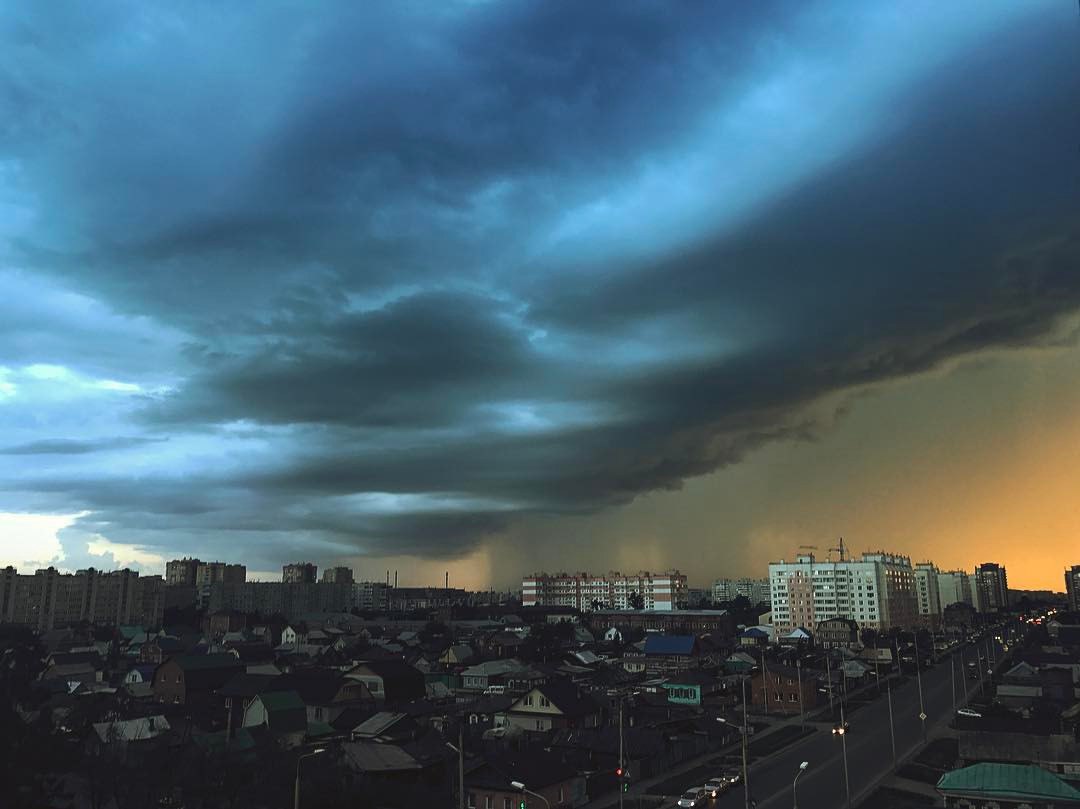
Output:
[{"xmin": 1, "ymin": 1, "xmax": 1078, "ymax": 575}]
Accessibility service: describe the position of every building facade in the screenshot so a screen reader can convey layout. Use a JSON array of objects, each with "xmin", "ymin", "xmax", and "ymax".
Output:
[
  {"xmin": 321, "ymin": 566, "xmax": 354, "ymax": 585},
  {"xmin": 975, "ymin": 562, "xmax": 1009, "ymax": 613},
  {"xmin": 352, "ymin": 581, "xmax": 390, "ymax": 611},
  {"xmin": 913, "ymin": 562, "xmax": 942, "ymax": 628},
  {"xmin": 521, "ymin": 570, "xmax": 688, "ymax": 611},
  {"xmin": 165, "ymin": 557, "xmax": 201, "ymax": 586},
  {"xmin": 769, "ymin": 550, "xmax": 919, "ymax": 636},
  {"xmin": 712, "ymin": 577, "xmax": 771, "ymax": 606},
  {"xmin": 0, "ymin": 566, "xmax": 164, "ymax": 630},
  {"xmin": 1067, "ymin": 565, "xmax": 1080, "ymax": 613},
  {"xmin": 282, "ymin": 562, "xmax": 318, "ymax": 584},
  {"xmin": 938, "ymin": 570, "xmax": 976, "ymax": 610}
]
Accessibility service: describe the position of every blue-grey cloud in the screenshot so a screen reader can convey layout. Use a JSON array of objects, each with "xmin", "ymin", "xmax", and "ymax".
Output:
[{"xmin": 1, "ymin": 0, "xmax": 1078, "ymax": 571}]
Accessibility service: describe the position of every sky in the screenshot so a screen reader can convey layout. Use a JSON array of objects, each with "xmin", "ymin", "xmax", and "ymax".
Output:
[{"xmin": 1, "ymin": 1, "xmax": 1079, "ymax": 591}]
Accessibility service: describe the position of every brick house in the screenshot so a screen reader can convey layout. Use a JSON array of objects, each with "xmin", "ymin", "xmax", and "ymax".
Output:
[
  {"xmin": 816, "ymin": 618, "xmax": 860, "ymax": 650},
  {"xmin": 152, "ymin": 652, "xmax": 243, "ymax": 706},
  {"xmin": 750, "ymin": 664, "xmax": 818, "ymax": 715}
]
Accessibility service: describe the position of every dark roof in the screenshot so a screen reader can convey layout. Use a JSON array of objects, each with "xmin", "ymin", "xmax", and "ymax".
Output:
[
  {"xmin": 218, "ymin": 673, "xmax": 283, "ymax": 699},
  {"xmin": 255, "ymin": 690, "xmax": 308, "ymax": 734},
  {"xmin": 173, "ymin": 652, "xmax": 242, "ymax": 672},
  {"xmin": 462, "ymin": 694, "xmax": 515, "ymax": 715},
  {"xmin": 276, "ymin": 670, "xmax": 351, "ymax": 706},
  {"xmin": 48, "ymin": 651, "xmax": 102, "ymax": 668},
  {"xmin": 643, "ymin": 635, "xmax": 698, "ymax": 656},
  {"xmin": 550, "ymin": 725, "xmax": 666, "ymax": 759},
  {"xmin": 331, "ymin": 706, "xmax": 376, "ymax": 731},
  {"xmin": 528, "ymin": 680, "xmax": 601, "ymax": 718},
  {"xmin": 466, "ymin": 751, "xmax": 578, "ymax": 791},
  {"xmin": 159, "ymin": 653, "xmax": 243, "ymax": 692},
  {"xmin": 664, "ymin": 670, "xmax": 717, "ymax": 687}
]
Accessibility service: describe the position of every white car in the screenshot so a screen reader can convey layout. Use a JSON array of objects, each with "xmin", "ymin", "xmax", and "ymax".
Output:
[
  {"xmin": 677, "ymin": 788, "xmax": 707, "ymax": 808},
  {"xmin": 703, "ymin": 779, "xmax": 727, "ymax": 798},
  {"xmin": 956, "ymin": 708, "xmax": 982, "ymax": 718}
]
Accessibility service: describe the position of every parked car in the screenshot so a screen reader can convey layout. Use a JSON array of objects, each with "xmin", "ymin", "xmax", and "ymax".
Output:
[
  {"xmin": 956, "ymin": 708, "xmax": 982, "ymax": 718},
  {"xmin": 677, "ymin": 788, "xmax": 707, "ymax": 808},
  {"xmin": 703, "ymin": 779, "xmax": 728, "ymax": 798}
]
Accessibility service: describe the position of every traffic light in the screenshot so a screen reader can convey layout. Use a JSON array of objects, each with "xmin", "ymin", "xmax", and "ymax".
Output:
[
  {"xmin": 519, "ymin": 801, "xmax": 526, "ymax": 809},
  {"xmin": 615, "ymin": 768, "xmax": 623, "ymax": 778},
  {"xmin": 623, "ymin": 782, "xmax": 630, "ymax": 793}
]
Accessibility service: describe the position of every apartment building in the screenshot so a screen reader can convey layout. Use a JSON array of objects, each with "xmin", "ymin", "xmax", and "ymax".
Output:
[
  {"xmin": 321, "ymin": 566, "xmax": 354, "ymax": 585},
  {"xmin": 913, "ymin": 562, "xmax": 943, "ymax": 628},
  {"xmin": 206, "ymin": 579, "xmax": 352, "ymax": 619},
  {"xmin": 282, "ymin": 562, "xmax": 317, "ymax": 584},
  {"xmin": 522, "ymin": 570, "xmax": 688, "ymax": 612},
  {"xmin": 165, "ymin": 557, "xmax": 201, "ymax": 586},
  {"xmin": 937, "ymin": 569, "xmax": 976, "ymax": 610},
  {"xmin": 0, "ymin": 566, "xmax": 164, "ymax": 630},
  {"xmin": 1067, "ymin": 565, "xmax": 1080, "ymax": 613},
  {"xmin": 975, "ymin": 562, "xmax": 1009, "ymax": 613},
  {"xmin": 195, "ymin": 562, "xmax": 246, "ymax": 586},
  {"xmin": 712, "ymin": 578, "xmax": 771, "ymax": 606},
  {"xmin": 352, "ymin": 581, "xmax": 390, "ymax": 611},
  {"xmin": 769, "ymin": 550, "xmax": 919, "ymax": 636}
]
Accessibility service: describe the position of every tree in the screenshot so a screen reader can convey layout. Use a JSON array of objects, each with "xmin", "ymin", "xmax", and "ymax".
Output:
[{"xmin": 628, "ymin": 591, "xmax": 645, "ymax": 611}]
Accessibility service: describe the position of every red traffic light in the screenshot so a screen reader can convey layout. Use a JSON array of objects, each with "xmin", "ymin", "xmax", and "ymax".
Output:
[{"xmin": 615, "ymin": 768, "xmax": 623, "ymax": 777}]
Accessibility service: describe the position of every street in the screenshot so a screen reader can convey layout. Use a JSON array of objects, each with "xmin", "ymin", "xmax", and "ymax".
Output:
[{"xmin": 683, "ymin": 634, "xmax": 1010, "ymax": 809}]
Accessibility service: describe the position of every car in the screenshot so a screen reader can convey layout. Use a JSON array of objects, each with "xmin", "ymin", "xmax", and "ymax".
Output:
[
  {"xmin": 677, "ymin": 788, "xmax": 708, "ymax": 808},
  {"xmin": 722, "ymin": 769, "xmax": 742, "ymax": 785},
  {"xmin": 703, "ymin": 779, "xmax": 728, "ymax": 798},
  {"xmin": 956, "ymin": 708, "xmax": 982, "ymax": 718}
]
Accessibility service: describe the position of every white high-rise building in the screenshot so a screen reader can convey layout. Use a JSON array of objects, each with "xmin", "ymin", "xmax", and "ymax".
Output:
[
  {"xmin": 913, "ymin": 562, "xmax": 942, "ymax": 628},
  {"xmin": 522, "ymin": 570, "xmax": 688, "ymax": 612},
  {"xmin": 769, "ymin": 550, "xmax": 918, "ymax": 636}
]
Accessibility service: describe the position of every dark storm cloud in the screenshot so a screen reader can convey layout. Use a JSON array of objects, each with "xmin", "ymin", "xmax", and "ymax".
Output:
[
  {"xmin": 0, "ymin": 437, "xmax": 165, "ymax": 455},
  {"xmin": 1, "ymin": 1, "xmax": 1079, "ymax": 569}
]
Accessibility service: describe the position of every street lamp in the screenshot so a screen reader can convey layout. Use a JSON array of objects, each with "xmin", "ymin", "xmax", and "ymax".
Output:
[
  {"xmin": 446, "ymin": 727, "xmax": 465, "ymax": 809},
  {"xmin": 717, "ymin": 714, "xmax": 751, "ymax": 809},
  {"xmin": 792, "ymin": 761, "xmax": 809, "ymax": 809},
  {"xmin": 511, "ymin": 781, "xmax": 551, "ymax": 809},
  {"xmin": 294, "ymin": 747, "xmax": 326, "ymax": 809}
]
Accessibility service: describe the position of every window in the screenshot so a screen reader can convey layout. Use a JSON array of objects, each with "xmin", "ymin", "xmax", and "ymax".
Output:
[
  {"xmin": 539, "ymin": 697, "xmax": 550, "ymax": 707},
  {"xmin": 525, "ymin": 696, "xmax": 533, "ymax": 706},
  {"xmin": 536, "ymin": 719, "xmax": 545, "ymax": 730},
  {"xmin": 485, "ymin": 797, "xmax": 493, "ymax": 809},
  {"xmin": 559, "ymin": 787, "xmax": 565, "ymax": 804},
  {"xmin": 467, "ymin": 794, "xmax": 476, "ymax": 809},
  {"xmin": 504, "ymin": 799, "xmax": 512, "ymax": 809}
]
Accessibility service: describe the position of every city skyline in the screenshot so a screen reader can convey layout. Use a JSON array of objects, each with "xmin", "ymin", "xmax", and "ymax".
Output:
[{"xmin": 2, "ymin": 2, "xmax": 1080, "ymax": 592}]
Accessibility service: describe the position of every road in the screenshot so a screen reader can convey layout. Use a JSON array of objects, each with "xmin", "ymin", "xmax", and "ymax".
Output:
[{"xmin": 694, "ymin": 632, "xmax": 1012, "ymax": 809}]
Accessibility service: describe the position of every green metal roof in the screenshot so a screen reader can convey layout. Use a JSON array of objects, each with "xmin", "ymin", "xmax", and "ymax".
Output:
[
  {"xmin": 258, "ymin": 689, "xmax": 306, "ymax": 713},
  {"xmin": 937, "ymin": 763, "xmax": 1080, "ymax": 802}
]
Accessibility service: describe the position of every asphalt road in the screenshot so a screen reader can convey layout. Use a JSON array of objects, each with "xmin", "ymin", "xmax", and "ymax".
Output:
[{"xmin": 686, "ymin": 632, "xmax": 1014, "ymax": 809}]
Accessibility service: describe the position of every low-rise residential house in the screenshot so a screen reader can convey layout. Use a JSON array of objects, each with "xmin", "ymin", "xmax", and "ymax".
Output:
[
  {"xmin": 439, "ymin": 644, "xmax": 475, "ymax": 666},
  {"xmin": 642, "ymin": 634, "xmax": 700, "ymax": 676},
  {"xmin": 205, "ymin": 610, "xmax": 247, "ymax": 640},
  {"xmin": 816, "ymin": 618, "xmax": 860, "ymax": 650},
  {"xmin": 90, "ymin": 715, "xmax": 171, "ymax": 757},
  {"xmin": 738, "ymin": 627, "xmax": 772, "ymax": 648},
  {"xmin": 280, "ymin": 669, "xmax": 374, "ymax": 724},
  {"xmin": 347, "ymin": 660, "xmax": 426, "ymax": 705},
  {"xmin": 122, "ymin": 664, "xmax": 158, "ymax": 685},
  {"xmin": 350, "ymin": 711, "xmax": 424, "ymax": 744},
  {"xmin": 662, "ymin": 670, "xmax": 720, "ymax": 706},
  {"xmin": 503, "ymin": 680, "xmax": 602, "ymax": 733},
  {"xmin": 936, "ymin": 762, "xmax": 1080, "ymax": 808},
  {"xmin": 750, "ymin": 664, "xmax": 818, "ymax": 715},
  {"xmin": 459, "ymin": 659, "xmax": 527, "ymax": 693},
  {"xmin": 152, "ymin": 652, "xmax": 243, "ymax": 706},
  {"xmin": 957, "ymin": 715, "xmax": 1080, "ymax": 779},
  {"xmin": 281, "ymin": 623, "xmax": 308, "ymax": 648},
  {"xmin": 218, "ymin": 672, "xmax": 284, "ymax": 732},
  {"xmin": 724, "ymin": 651, "xmax": 757, "ymax": 674},
  {"xmin": 466, "ymin": 752, "xmax": 587, "ymax": 809},
  {"xmin": 242, "ymin": 690, "xmax": 308, "ymax": 748}
]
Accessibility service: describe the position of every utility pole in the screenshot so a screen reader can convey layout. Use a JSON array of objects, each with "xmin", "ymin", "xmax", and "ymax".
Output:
[
  {"xmin": 886, "ymin": 669, "xmax": 897, "ymax": 771},
  {"xmin": 796, "ymin": 659, "xmax": 804, "ymax": 730},
  {"xmin": 835, "ymin": 697, "xmax": 851, "ymax": 809},
  {"xmin": 960, "ymin": 646, "xmax": 968, "ymax": 703},
  {"xmin": 742, "ymin": 676, "xmax": 751, "ymax": 809},
  {"xmin": 825, "ymin": 653, "xmax": 835, "ymax": 715},
  {"xmin": 458, "ymin": 722, "xmax": 465, "ymax": 809},
  {"xmin": 950, "ymin": 653, "xmax": 957, "ymax": 714}
]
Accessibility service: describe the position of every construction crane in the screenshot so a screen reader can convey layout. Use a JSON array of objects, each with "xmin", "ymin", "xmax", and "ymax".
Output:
[
  {"xmin": 828, "ymin": 537, "xmax": 848, "ymax": 562},
  {"xmin": 798, "ymin": 545, "xmax": 817, "ymax": 565}
]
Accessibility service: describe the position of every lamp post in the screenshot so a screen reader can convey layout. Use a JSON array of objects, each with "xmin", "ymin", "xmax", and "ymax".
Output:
[
  {"xmin": 294, "ymin": 747, "xmax": 326, "ymax": 809},
  {"xmin": 717, "ymin": 701, "xmax": 751, "ymax": 809},
  {"xmin": 885, "ymin": 664, "xmax": 897, "ymax": 772},
  {"xmin": 792, "ymin": 761, "xmax": 809, "ymax": 809},
  {"xmin": 446, "ymin": 721, "xmax": 465, "ymax": 809},
  {"xmin": 913, "ymin": 636, "xmax": 927, "ymax": 745},
  {"xmin": 511, "ymin": 781, "xmax": 551, "ymax": 809}
]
